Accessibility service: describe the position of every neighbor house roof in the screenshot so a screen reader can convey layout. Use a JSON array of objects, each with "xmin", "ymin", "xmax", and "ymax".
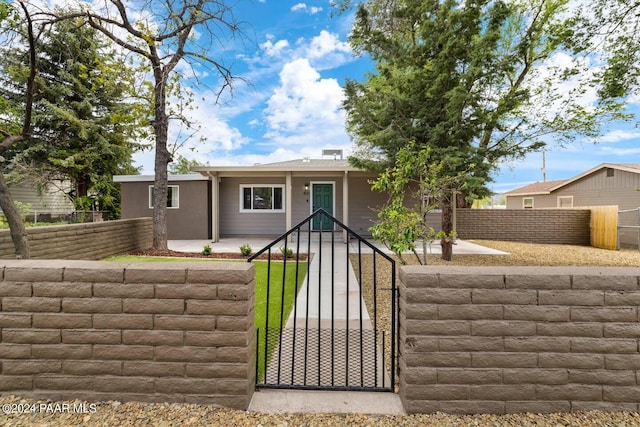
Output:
[
  {"xmin": 504, "ymin": 163, "xmax": 640, "ymax": 196},
  {"xmin": 504, "ymin": 179, "xmax": 567, "ymax": 196}
]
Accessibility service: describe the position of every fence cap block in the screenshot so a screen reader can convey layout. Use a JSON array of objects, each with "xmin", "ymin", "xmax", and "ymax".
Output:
[
  {"xmin": 186, "ymin": 262, "xmax": 255, "ymax": 284},
  {"xmin": 1, "ymin": 260, "xmax": 66, "ymax": 282}
]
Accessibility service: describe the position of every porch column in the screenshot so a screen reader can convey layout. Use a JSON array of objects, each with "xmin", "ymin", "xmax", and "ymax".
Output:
[
  {"xmin": 210, "ymin": 172, "xmax": 219, "ymax": 242},
  {"xmin": 286, "ymin": 172, "xmax": 292, "ymax": 233},
  {"xmin": 343, "ymin": 171, "xmax": 349, "ymax": 243}
]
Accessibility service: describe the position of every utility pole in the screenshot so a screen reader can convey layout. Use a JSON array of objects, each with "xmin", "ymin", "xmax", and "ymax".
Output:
[{"xmin": 541, "ymin": 149, "xmax": 547, "ymax": 182}]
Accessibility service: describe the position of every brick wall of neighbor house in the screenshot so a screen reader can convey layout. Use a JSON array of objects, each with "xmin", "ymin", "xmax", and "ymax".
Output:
[
  {"xmin": 453, "ymin": 209, "xmax": 591, "ymax": 245},
  {"xmin": 0, "ymin": 260, "xmax": 255, "ymax": 409},
  {"xmin": 399, "ymin": 265, "xmax": 640, "ymax": 415},
  {"xmin": 0, "ymin": 218, "xmax": 152, "ymax": 260}
]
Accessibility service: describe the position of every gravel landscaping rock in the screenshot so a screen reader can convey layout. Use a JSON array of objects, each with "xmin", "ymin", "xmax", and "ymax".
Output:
[{"xmin": 1, "ymin": 395, "xmax": 640, "ymax": 426}]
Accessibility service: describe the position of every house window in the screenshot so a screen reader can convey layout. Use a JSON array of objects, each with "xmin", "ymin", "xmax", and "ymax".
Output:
[
  {"xmin": 607, "ymin": 168, "xmax": 615, "ymax": 177},
  {"xmin": 523, "ymin": 197, "xmax": 534, "ymax": 209},
  {"xmin": 148, "ymin": 185, "xmax": 179, "ymax": 209},
  {"xmin": 557, "ymin": 196, "xmax": 573, "ymax": 208},
  {"xmin": 240, "ymin": 185, "xmax": 284, "ymax": 212}
]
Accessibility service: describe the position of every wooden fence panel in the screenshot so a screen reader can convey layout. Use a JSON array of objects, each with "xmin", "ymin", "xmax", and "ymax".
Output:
[{"xmin": 589, "ymin": 206, "xmax": 618, "ymax": 250}]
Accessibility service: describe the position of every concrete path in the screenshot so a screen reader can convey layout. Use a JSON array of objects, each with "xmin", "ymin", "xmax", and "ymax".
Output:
[{"xmin": 169, "ymin": 237, "xmax": 509, "ymax": 256}]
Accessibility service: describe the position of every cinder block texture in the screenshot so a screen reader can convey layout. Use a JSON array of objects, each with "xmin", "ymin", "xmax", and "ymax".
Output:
[
  {"xmin": 0, "ymin": 260, "xmax": 255, "ymax": 410},
  {"xmin": 453, "ymin": 209, "xmax": 591, "ymax": 245},
  {"xmin": 0, "ymin": 218, "xmax": 152, "ymax": 260},
  {"xmin": 399, "ymin": 266, "xmax": 640, "ymax": 415}
]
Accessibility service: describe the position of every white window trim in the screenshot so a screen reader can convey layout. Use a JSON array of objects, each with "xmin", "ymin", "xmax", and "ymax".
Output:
[
  {"xmin": 557, "ymin": 196, "xmax": 573, "ymax": 208},
  {"xmin": 239, "ymin": 184, "xmax": 285, "ymax": 213},
  {"xmin": 523, "ymin": 197, "xmax": 534, "ymax": 209},
  {"xmin": 148, "ymin": 185, "xmax": 180, "ymax": 209}
]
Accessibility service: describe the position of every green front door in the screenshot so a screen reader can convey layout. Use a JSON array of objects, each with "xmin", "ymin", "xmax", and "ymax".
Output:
[{"xmin": 312, "ymin": 183, "xmax": 333, "ymax": 230}]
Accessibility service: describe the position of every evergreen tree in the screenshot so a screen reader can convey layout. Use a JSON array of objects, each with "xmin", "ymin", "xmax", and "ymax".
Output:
[
  {"xmin": 0, "ymin": 17, "xmax": 145, "ymax": 217},
  {"xmin": 339, "ymin": 0, "xmax": 630, "ymax": 260}
]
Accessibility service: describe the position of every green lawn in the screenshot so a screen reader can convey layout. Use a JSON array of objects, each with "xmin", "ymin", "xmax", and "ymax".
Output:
[
  {"xmin": 253, "ymin": 260, "xmax": 308, "ymax": 382},
  {"xmin": 105, "ymin": 255, "xmax": 307, "ymax": 381}
]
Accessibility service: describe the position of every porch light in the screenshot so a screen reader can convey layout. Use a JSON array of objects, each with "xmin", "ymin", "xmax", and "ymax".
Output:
[{"xmin": 304, "ymin": 183, "xmax": 309, "ymax": 194}]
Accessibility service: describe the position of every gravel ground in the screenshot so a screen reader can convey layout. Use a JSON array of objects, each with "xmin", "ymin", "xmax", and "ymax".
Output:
[
  {"xmin": 1, "ymin": 395, "xmax": 640, "ymax": 426},
  {"xmin": 3, "ymin": 241, "xmax": 640, "ymax": 426}
]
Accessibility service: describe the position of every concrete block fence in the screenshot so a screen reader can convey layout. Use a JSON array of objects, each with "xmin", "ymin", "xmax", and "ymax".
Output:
[
  {"xmin": 0, "ymin": 218, "xmax": 153, "ymax": 260},
  {"xmin": 399, "ymin": 265, "xmax": 640, "ymax": 414},
  {"xmin": 0, "ymin": 260, "xmax": 255, "ymax": 409},
  {"xmin": 453, "ymin": 209, "xmax": 592, "ymax": 245}
]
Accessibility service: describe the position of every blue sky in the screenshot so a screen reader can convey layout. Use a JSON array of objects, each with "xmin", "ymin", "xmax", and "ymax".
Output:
[{"xmin": 132, "ymin": 0, "xmax": 640, "ymax": 194}]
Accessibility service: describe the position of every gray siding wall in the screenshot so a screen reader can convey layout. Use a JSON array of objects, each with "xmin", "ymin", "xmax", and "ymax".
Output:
[
  {"xmin": 506, "ymin": 169, "xmax": 640, "ymax": 210},
  {"xmin": 219, "ymin": 175, "xmax": 382, "ymax": 237},
  {"xmin": 120, "ymin": 180, "xmax": 209, "ymax": 240},
  {"xmin": 505, "ymin": 169, "xmax": 640, "ymax": 246},
  {"xmin": 219, "ymin": 177, "xmax": 286, "ymax": 236},
  {"xmin": 348, "ymin": 176, "xmax": 388, "ymax": 236},
  {"xmin": 5, "ymin": 181, "xmax": 74, "ymax": 216}
]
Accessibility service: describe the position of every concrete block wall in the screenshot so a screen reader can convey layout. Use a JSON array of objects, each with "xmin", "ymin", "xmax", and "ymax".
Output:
[
  {"xmin": 0, "ymin": 260, "xmax": 255, "ymax": 409},
  {"xmin": 399, "ymin": 265, "xmax": 640, "ymax": 414},
  {"xmin": 454, "ymin": 209, "xmax": 591, "ymax": 245},
  {"xmin": 0, "ymin": 218, "xmax": 152, "ymax": 260}
]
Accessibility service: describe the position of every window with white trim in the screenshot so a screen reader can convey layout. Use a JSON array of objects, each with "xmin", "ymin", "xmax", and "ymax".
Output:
[
  {"xmin": 240, "ymin": 185, "xmax": 284, "ymax": 212},
  {"xmin": 148, "ymin": 185, "xmax": 179, "ymax": 209},
  {"xmin": 557, "ymin": 196, "xmax": 573, "ymax": 208},
  {"xmin": 523, "ymin": 197, "xmax": 534, "ymax": 209}
]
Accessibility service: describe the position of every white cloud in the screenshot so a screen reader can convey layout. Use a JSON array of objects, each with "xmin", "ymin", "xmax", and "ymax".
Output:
[
  {"xmin": 599, "ymin": 146, "xmax": 640, "ymax": 156},
  {"xmin": 264, "ymin": 58, "xmax": 345, "ymax": 134},
  {"xmin": 291, "ymin": 3, "xmax": 323, "ymax": 14},
  {"xmin": 260, "ymin": 37, "xmax": 290, "ymax": 57},
  {"xmin": 598, "ymin": 129, "xmax": 640, "ymax": 143},
  {"xmin": 291, "ymin": 3, "xmax": 307, "ymax": 12}
]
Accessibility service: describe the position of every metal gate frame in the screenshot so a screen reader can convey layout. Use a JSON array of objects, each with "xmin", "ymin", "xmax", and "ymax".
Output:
[{"xmin": 248, "ymin": 208, "xmax": 397, "ymax": 392}]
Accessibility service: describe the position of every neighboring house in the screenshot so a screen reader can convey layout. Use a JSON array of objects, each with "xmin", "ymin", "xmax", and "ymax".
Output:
[
  {"xmin": 504, "ymin": 163, "xmax": 640, "ymax": 246},
  {"xmin": 115, "ymin": 152, "xmax": 387, "ymax": 241},
  {"xmin": 1, "ymin": 179, "xmax": 74, "ymax": 221}
]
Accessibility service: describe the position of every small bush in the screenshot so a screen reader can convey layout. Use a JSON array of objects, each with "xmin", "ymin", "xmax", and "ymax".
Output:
[
  {"xmin": 201, "ymin": 244, "xmax": 212, "ymax": 256},
  {"xmin": 279, "ymin": 246, "xmax": 294, "ymax": 258},
  {"xmin": 240, "ymin": 243, "xmax": 252, "ymax": 257}
]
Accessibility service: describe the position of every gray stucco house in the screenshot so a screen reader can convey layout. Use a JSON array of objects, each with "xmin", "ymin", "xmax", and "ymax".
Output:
[{"xmin": 114, "ymin": 155, "xmax": 385, "ymax": 240}]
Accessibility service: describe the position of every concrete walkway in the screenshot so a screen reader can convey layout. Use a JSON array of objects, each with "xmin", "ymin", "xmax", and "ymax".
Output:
[{"xmin": 169, "ymin": 237, "xmax": 509, "ymax": 256}]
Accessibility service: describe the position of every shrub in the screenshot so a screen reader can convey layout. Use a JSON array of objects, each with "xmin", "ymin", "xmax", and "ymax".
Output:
[
  {"xmin": 201, "ymin": 244, "xmax": 212, "ymax": 256},
  {"xmin": 240, "ymin": 243, "xmax": 252, "ymax": 257},
  {"xmin": 279, "ymin": 246, "xmax": 294, "ymax": 259}
]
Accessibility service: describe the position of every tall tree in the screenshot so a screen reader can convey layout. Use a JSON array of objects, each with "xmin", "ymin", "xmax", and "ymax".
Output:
[
  {"xmin": 57, "ymin": 0, "xmax": 245, "ymax": 250},
  {"xmin": 1, "ymin": 17, "xmax": 144, "ymax": 216},
  {"xmin": 0, "ymin": 2, "xmax": 39, "ymax": 258},
  {"xmin": 339, "ymin": 0, "xmax": 630, "ymax": 260}
]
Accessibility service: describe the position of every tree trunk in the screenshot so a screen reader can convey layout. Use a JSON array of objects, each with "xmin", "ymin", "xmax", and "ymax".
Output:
[
  {"xmin": 152, "ymin": 70, "xmax": 170, "ymax": 251},
  {"xmin": 0, "ymin": 172, "xmax": 30, "ymax": 259},
  {"xmin": 440, "ymin": 195, "xmax": 453, "ymax": 261}
]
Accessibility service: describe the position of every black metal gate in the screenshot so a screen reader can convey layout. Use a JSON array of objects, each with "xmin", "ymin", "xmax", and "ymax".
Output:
[{"xmin": 248, "ymin": 209, "xmax": 397, "ymax": 392}]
